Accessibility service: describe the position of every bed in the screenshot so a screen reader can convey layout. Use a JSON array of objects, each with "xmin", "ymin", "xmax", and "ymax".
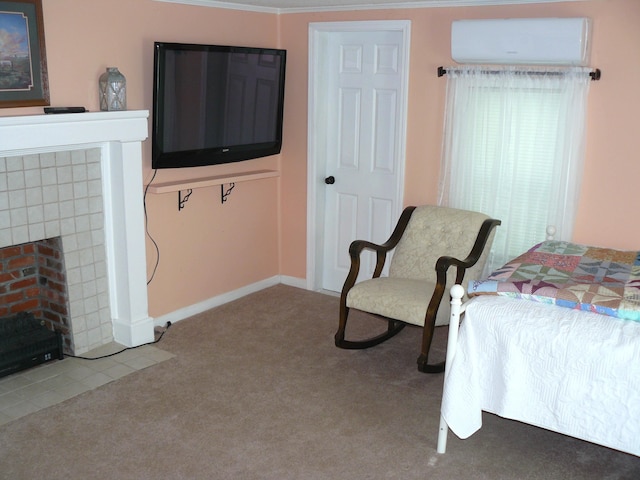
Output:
[{"xmin": 437, "ymin": 240, "xmax": 640, "ymax": 456}]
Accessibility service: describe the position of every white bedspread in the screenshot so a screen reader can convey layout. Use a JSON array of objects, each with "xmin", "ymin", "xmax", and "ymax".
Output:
[{"xmin": 441, "ymin": 295, "xmax": 640, "ymax": 456}]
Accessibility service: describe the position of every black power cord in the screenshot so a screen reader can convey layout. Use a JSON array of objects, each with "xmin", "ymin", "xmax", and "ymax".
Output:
[
  {"xmin": 144, "ymin": 168, "xmax": 161, "ymax": 285},
  {"xmin": 65, "ymin": 322, "xmax": 172, "ymax": 360}
]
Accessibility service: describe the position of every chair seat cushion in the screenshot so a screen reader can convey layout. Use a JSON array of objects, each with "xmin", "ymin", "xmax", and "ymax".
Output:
[{"xmin": 346, "ymin": 277, "xmax": 450, "ymax": 327}]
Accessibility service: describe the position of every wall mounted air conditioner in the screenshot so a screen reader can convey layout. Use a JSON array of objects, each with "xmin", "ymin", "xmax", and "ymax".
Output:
[{"xmin": 451, "ymin": 17, "xmax": 591, "ymax": 66}]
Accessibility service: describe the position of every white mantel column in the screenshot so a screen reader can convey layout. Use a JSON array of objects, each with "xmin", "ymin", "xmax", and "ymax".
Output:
[{"xmin": 103, "ymin": 139, "xmax": 155, "ymax": 347}]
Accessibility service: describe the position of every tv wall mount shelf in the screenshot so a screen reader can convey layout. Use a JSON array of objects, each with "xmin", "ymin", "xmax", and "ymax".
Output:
[
  {"xmin": 147, "ymin": 169, "xmax": 279, "ymax": 210},
  {"xmin": 177, "ymin": 183, "xmax": 234, "ymax": 210}
]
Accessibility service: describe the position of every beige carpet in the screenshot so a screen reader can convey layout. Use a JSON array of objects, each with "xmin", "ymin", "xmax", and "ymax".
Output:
[{"xmin": 0, "ymin": 285, "xmax": 638, "ymax": 479}]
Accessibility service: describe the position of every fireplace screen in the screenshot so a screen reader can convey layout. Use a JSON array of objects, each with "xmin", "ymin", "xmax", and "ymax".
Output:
[{"xmin": 0, "ymin": 311, "xmax": 63, "ymax": 378}]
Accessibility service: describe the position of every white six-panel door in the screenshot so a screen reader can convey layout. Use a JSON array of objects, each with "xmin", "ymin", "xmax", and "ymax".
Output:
[{"xmin": 309, "ymin": 23, "xmax": 410, "ymax": 293}]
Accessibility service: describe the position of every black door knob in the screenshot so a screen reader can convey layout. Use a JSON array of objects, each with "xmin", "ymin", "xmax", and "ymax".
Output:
[{"xmin": 325, "ymin": 176, "xmax": 335, "ymax": 185}]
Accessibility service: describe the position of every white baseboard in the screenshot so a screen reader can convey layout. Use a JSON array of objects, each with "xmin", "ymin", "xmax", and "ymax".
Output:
[
  {"xmin": 153, "ymin": 275, "xmax": 307, "ymax": 327},
  {"xmin": 279, "ymin": 275, "xmax": 307, "ymax": 290}
]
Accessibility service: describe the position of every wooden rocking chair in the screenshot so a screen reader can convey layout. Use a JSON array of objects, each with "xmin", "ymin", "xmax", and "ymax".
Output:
[{"xmin": 335, "ymin": 205, "xmax": 500, "ymax": 373}]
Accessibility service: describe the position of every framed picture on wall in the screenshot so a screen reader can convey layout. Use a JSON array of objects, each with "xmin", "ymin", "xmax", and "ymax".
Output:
[{"xmin": 0, "ymin": 0, "xmax": 49, "ymax": 108}]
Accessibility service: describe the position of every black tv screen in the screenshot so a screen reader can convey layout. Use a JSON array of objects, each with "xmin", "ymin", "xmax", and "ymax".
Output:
[{"xmin": 152, "ymin": 42, "xmax": 286, "ymax": 169}]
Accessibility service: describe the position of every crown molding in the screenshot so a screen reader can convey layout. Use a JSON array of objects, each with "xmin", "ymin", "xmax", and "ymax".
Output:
[
  {"xmin": 153, "ymin": 0, "xmax": 278, "ymax": 13},
  {"xmin": 152, "ymin": 0, "xmax": 586, "ymax": 15}
]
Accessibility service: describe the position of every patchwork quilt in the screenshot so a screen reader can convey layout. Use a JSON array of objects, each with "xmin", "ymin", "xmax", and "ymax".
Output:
[{"xmin": 468, "ymin": 241, "xmax": 640, "ymax": 321}]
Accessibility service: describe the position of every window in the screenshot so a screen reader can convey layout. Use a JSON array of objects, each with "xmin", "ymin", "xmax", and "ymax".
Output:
[{"xmin": 438, "ymin": 66, "xmax": 592, "ymax": 273}]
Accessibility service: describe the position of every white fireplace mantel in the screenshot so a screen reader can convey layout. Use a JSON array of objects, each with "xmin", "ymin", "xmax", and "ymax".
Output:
[{"xmin": 0, "ymin": 110, "xmax": 154, "ymax": 350}]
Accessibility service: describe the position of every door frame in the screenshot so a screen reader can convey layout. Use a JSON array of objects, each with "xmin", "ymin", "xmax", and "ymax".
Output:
[{"xmin": 306, "ymin": 20, "xmax": 411, "ymax": 291}]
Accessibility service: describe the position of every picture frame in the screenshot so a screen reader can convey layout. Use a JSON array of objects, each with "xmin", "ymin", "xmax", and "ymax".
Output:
[{"xmin": 0, "ymin": 0, "xmax": 49, "ymax": 108}]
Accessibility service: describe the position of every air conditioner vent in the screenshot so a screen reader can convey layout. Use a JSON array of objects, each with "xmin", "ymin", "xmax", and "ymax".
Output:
[{"xmin": 451, "ymin": 17, "xmax": 591, "ymax": 66}]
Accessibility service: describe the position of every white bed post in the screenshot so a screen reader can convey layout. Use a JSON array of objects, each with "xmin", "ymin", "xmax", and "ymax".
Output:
[
  {"xmin": 437, "ymin": 284, "xmax": 466, "ymax": 454},
  {"xmin": 546, "ymin": 225, "xmax": 556, "ymax": 240}
]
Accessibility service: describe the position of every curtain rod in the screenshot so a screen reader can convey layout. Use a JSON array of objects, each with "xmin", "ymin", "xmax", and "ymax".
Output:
[{"xmin": 437, "ymin": 66, "xmax": 601, "ymax": 81}]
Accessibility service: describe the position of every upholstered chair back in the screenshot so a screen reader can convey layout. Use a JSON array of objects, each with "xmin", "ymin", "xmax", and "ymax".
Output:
[{"xmin": 389, "ymin": 205, "xmax": 494, "ymax": 285}]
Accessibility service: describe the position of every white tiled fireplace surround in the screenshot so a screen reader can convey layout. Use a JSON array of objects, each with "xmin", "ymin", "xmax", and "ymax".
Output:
[{"xmin": 0, "ymin": 111, "xmax": 153, "ymax": 354}]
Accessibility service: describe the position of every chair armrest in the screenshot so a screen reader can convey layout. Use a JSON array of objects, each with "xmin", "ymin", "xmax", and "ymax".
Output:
[
  {"xmin": 341, "ymin": 206, "xmax": 417, "ymax": 296},
  {"xmin": 436, "ymin": 218, "xmax": 501, "ymax": 284},
  {"xmin": 424, "ymin": 218, "xmax": 501, "ymax": 330}
]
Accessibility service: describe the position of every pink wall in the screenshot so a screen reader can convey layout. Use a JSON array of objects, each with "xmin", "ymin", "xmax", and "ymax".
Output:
[
  {"xmin": 0, "ymin": 0, "xmax": 282, "ymax": 316},
  {"xmin": 279, "ymin": 0, "xmax": 640, "ymax": 280},
  {"xmin": 1, "ymin": 0, "xmax": 639, "ymax": 317}
]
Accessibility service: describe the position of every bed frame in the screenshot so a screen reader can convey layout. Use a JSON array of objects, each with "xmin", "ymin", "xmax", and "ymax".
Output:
[
  {"xmin": 437, "ymin": 284, "xmax": 466, "ymax": 454},
  {"xmin": 437, "ymin": 283, "xmax": 640, "ymax": 456}
]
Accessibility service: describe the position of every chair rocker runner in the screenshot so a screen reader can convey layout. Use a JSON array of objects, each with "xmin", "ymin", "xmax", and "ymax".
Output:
[{"xmin": 334, "ymin": 205, "xmax": 500, "ymax": 373}]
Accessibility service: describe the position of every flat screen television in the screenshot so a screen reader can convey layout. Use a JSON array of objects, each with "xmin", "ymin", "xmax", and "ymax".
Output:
[{"xmin": 152, "ymin": 42, "xmax": 286, "ymax": 169}]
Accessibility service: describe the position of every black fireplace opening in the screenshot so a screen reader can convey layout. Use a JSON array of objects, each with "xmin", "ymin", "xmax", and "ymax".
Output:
[{"xmin": 0, "ymin": 312, "xmax": 64, "ymax": 379}]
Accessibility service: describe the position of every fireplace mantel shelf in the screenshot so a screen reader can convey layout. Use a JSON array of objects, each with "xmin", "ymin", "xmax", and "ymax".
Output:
[
  {"xmin": 0, "ymin": 110, "xmax": 149, "ymax": 155},
  {"xmin": 146, "ymin": 169, "xmax": 279, "ymax": 194}
]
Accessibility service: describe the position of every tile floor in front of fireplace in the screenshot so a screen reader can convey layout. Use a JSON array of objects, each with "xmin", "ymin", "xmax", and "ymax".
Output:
[{"xmin": 0, "ymin": 342, "xmax": 175, "ymax": 426}]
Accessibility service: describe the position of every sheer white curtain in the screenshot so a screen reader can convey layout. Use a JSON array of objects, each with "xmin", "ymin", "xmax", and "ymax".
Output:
[{"xmin": 438, "ymin": 66, "xmax": 592, "ymax": 274}]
